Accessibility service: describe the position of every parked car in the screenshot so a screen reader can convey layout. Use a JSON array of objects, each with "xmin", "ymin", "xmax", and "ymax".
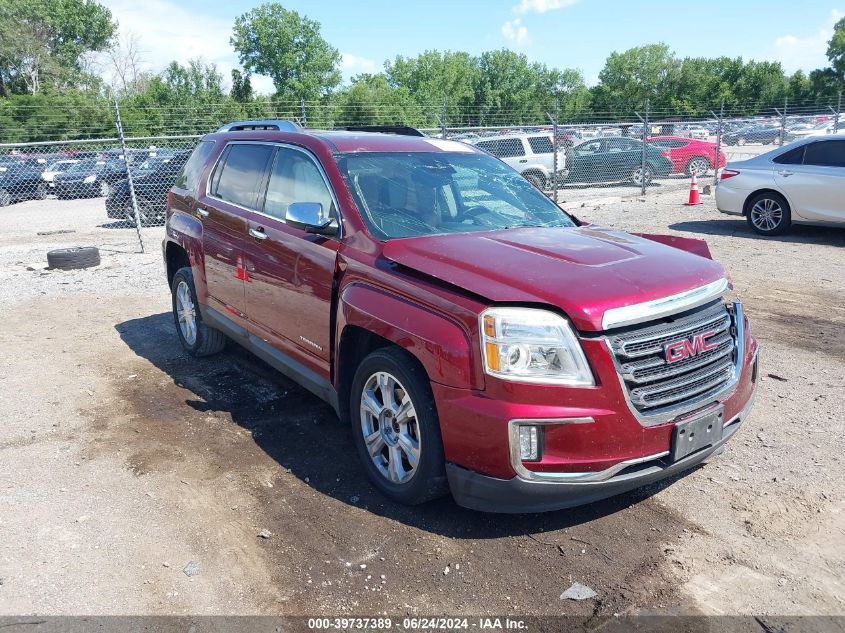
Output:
[
  {"xmin": 784, "ymin": 122, "xmax": 831, "ymax": 142},
  {"xmin": 648, "ymin": 136, "xmax": 726, "ymax": 177},
  {"xmin": 41, "ymin": 159, "xmax": 81, "ymax": 189},
  {"xmin": 565, "ymin": 137, "xmax": 673, "ymax": 185},
  {"xmin": 161, "ymin": 119, "xmax": 758, "ymax": 513},
  {"xmin": 722, "ymin": 125, "xmax": 781, "ymax": 146},
  {"xmin": 106, "ymin": 151, "xmax": 191, "ymax": 225},
  {"xmin": 676, "ymin": 125, "xmax": 709, "ymax": 140},
  {"xmin": 0, "ymin": 157, "xmax": 49, "ymax": 206},
  {"xmin": 53, "ymin": 159, "xmax": 109, "ymax": 199},
  {"xmin": 716, "ymin": 136, "xmax": 845, "ymax": 236},
  {"xmin": 470, "ymin": 133, "xmax": 568, "ymax": 190}
]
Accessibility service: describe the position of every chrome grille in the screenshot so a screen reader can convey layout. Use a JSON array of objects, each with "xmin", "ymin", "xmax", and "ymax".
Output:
[{"xmin": 609, "ymin": 302, "xmax": 737, "ymax": 414}]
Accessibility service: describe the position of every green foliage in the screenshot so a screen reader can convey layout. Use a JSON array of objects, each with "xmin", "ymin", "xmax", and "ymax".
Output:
[
  {"xmin": 827, "ymin": 17, "xmax": 845, "ymax": 77},
  {"xmin": 231, "ymin": 2, "xmax": 342, "ymax": 101},
  {"xmin": 0, "ymin": 0, "xmax": 116, "ymax": 95}
]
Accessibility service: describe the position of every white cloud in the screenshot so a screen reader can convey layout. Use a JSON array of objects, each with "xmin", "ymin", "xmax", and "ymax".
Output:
[
  {"xmin": 771, "ymin": 9, "xmax": 843, "ymax": 74},
  {"xmin": 513, "ymin": 0, "xmax": 577, "ymax": 15},
  {"xmin": 501, "ymin": 18, "xmax": 530, "ymax": 45},
  {"xmin": 340, "ymin": 52, "xmax": 379, "ymax": 79}
]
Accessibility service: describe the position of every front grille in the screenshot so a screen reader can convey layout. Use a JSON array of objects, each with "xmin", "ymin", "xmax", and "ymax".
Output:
[{"xmin": 609, "ymin": 301, "xmax": 738, "ymax": 415}]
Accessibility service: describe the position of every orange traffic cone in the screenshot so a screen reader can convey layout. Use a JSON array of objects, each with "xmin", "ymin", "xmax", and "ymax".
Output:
[{"xmin": 684, "ymin": 172, "xmax": 702, "ymax": 206}]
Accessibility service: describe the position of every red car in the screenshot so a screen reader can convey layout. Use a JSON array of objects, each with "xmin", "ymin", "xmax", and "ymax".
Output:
[
  {"xmin": 162, "ymin": 120, "xmax": 759, "ymax": 513},
  {"xmin": 648, "ymin": 136, "xmax": 727, "ymax": 177}
]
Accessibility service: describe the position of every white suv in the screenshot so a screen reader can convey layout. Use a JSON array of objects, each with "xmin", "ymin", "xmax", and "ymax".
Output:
[{"xmin": 470, "ymin": 134, "xmax": 568, "ymax": 190}]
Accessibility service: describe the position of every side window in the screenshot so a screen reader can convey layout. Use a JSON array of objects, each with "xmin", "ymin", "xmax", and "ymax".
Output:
[
  {"xmin": 577, "ymin": 140, "xmax": 602, "ymax": 155},
  {"xmin": 474, "ymin": 140, "xmax": 497, "ymax": 154},
  {"xmin": 498, "ymin": 138, "xmax": 526, "ymax": 158},
  {"xmin": 527, "ymin": 136, "xmax": 554, "ymax": 154},
  {"xmin": 670, "ymin": 140, "xmax": 689, "ymax": 149},
  {"xmin": 211, "ymin": 143, "xmax": 274, "ymax": 209},
  {"xmin": 773, "ymin": 146, "xmax": 805, "ymax": 165},
  {"xmin": 175, "ymin": 140, "xmax": 215, "ymax": 191},
  {"xmin": 803, "ymin": 141, "xmax": 845, "ymax": 168},
  {"xmin": 264, "ymin": 147, "xmax": 334, "ymax": 221}
]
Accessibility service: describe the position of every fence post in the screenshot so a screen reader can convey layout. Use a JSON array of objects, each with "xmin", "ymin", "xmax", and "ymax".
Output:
[
  {"xmin": 639, "ymin": 99, "xmax": 650, "ymax": 197},
  {"xmin": 779, "ymin": 97, "xmax": 787, "ymax": 146},
  {"xmin": 712, "ymin": 99, "xmax": 724, "ymax": 189},
  {"xmin": 300, "ymin": 98, "xmax": 307, "ymax": 128},
  {"xmin": 546, "ymin": 108, "xmax": 559, "ymax": 205},
  {"xmin": 440, "ymin": 99, "xmax": 448, "ymax": 139},
  {"xmin": 831, "ymin": 93, "xmax": 841, "ymax": 133},
  {"xmin": 112, "ymin": 98, "xmax": 145, "ymax": 254}
]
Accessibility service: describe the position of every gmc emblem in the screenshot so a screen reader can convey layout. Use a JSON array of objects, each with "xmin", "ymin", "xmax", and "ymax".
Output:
[{"xmin": 665, "ymin": 330, "xmax": 718, "ymax": 364}]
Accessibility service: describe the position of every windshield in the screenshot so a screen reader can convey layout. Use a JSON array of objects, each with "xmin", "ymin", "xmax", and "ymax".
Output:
[
  {"xmin": 336, "ymin": 151, "xmax": 576, "ymax": 240},
  {"xmin": 67, "ymin": 159, "xmax": 101, "ymax": 172}
]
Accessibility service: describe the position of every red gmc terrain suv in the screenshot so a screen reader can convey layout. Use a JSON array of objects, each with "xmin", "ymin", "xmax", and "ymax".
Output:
[{"xmin": 162, "ymin": 120, "xmax": 759, "ymax": 513}]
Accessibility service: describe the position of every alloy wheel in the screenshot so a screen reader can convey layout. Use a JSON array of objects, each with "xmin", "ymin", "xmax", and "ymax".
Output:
[
  {"xmin": 688, "ymin": 158, "xmax": 709, "ymax": 176},
  {"xmin": 100, "ymin": 181, "xmax": 110, "ymax": 197},
  {"xmin": 0, "ymin": 189, "xmax": 10, "ymax": 207},
  {"xmin": 175, "ymin": 280, "xmax": 197, "ymax": 345},
  {"xmin": 750, "ymin": 198, "xmax": 783, "ymax": 232},
  {"xmin": 359, "ymin": 371, "xmax": 421, "ymax": 485}
]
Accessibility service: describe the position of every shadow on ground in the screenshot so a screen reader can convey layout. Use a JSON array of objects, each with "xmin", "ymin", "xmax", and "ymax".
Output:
[
  {"xmin": 113, "ymin": 312, "xmax": 700, "ymax": 541},
  {"xmin": 671, "ymin": 218, "xmax": 845, "ymax": 245}
]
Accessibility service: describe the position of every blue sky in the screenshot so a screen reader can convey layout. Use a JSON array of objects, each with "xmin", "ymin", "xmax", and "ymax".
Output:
[{"xmin": 98, "ymin": 0, "xmax": 844, "ymax": 92}]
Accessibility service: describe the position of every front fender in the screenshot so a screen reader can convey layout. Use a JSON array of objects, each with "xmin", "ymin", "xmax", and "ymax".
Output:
[{"xmin": 339, "ymin": 283, "xmax": 476, "ymax": 389}]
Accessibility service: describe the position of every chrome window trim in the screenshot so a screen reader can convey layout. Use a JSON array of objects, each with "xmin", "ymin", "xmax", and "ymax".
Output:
[
  {"xmin": 605, "ymin": 301, "xmax": 745, "ymax": 427},
  {"xmin": 601, "ymin": 278, "xmax": 729, "ymax": 331},
  {"xmin": 205, "ymin": 140, "xmax": 343, "ymax": 239}
]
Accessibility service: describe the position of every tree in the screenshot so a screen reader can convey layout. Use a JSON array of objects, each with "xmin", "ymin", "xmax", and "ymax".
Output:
[
  {"xmin": 230, "ymin": 2, "xmax": 341, "ymax": 102},
  {"xmin": 591, "ymin": 44, "xmax": 682, "ymax": 115},
  {"xmin": 231, "ymin": 69, "xmax": 253, "ymax": 103},
  {"xmin": 0, "ymin": 0, "xmax": 116, "ymax": 95},
  {"xmin": 826, "ymin": 16, "xmax": 845, "ymax": 78},
  {"xmin": 106, "ymin": 32, "xmax": 151, "ymax": 95},
  {"xmin": 335, "ymin": 73, "xmax": 422, "ymax": 126}
]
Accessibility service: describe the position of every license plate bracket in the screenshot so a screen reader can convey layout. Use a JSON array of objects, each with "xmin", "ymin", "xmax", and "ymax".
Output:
[{"xmin": 671, "ymin": 408, "xmax": 724, "ymax": 462}]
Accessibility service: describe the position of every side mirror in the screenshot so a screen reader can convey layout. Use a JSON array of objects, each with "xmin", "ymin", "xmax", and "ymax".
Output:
[{"xmin": 286, "ymin": 202, "xmax": 338, "ymax": 236}]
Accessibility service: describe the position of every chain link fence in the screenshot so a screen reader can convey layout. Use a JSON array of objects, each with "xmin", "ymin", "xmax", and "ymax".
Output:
[{"xmin": 1, "ymin": 98, "xmax": 841, "ymax": 253}]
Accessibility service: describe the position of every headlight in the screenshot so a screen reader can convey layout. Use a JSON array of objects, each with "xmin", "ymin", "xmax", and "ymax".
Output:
[
  {"xmin": 83, "ymin": 175, "xmax": 96, "ymax": 184},
  {"xmin": 480, "ymin": 307, "xmax": 594, "ymax": 386}
]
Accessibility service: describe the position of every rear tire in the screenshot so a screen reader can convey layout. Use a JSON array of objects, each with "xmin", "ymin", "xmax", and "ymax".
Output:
[
  {"xmin": 350, "ymin": 347, "xmax": 448, "ymax": 506},
  {"xmin": 171, "ymin": 267, "xmax": 227, "ymax": 356},
  {"xmin": 746, "ymin": 191, "xmax": 791, "ymax": 236},
  {"xmin": 686, "ymin": 156, "xmax": 710, "ymax": 177},
  {"xmin": 522, "ymin": 171, "xmax": 546, "ymax": 190}
]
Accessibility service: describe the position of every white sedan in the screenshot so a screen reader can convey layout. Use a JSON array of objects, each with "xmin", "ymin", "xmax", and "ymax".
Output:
[{"xmin": 715, "ymin": 136, "xmax": 845, "ymax": 236}]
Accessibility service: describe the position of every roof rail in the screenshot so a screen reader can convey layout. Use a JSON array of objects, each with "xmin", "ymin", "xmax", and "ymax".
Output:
[
  {"xmin": 217, "ymin": 120, "xmax": 302, "ymax": 132},
  {"xmin": 341, "ymin": 125, "xmax": 426, "ymax": 137}
]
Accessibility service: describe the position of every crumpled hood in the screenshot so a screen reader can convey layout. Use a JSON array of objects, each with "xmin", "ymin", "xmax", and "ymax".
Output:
[{"xmin": 381, "ymin": 226, "xmax": 726, "ymax": 331}]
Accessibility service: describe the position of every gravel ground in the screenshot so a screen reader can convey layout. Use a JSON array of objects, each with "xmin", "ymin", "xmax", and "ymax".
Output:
[{"xmin": 0, "ymin": 183, "xmax": 842, "ymax": 617}]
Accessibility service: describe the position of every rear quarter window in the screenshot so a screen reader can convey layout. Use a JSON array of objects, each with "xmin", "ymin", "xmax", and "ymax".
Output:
[
  {"xmin": 174, "ymin": 140, "xmax": 215, "ymax": 191},
  {"xmin": 527, "ymin": 136, "xmax": 554, "ymax": 154}
]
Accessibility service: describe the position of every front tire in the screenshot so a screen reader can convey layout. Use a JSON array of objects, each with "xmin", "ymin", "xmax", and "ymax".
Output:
[
  {"xmin": 631, "ymin": 165, "xmax": 653, "ymax": 186},
  {"xmin": 171, "ymin": 267, "xmax": 227, "ymax": 356},
  {"xmin": 350, "ymin": 347, "xmax": 448, "ymax": 505},
  {"xmin": 746, "ymin": 191, "xmax": 791, "ymax": 236}
]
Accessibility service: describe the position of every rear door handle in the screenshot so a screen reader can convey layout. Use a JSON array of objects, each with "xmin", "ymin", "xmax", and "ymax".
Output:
[
  {"xmin": 249, "ymin": 227, "xmax": 268, "ymax": 241},
  {"xmin": 196, "ymin": 208, "xmax": 209, "ymax": 218}
]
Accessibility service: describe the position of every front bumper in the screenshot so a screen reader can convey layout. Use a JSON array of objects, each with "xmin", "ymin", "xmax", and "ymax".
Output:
[{"xmin": 447, "ymin": 379, "xmax": 756, "ymax": 513}]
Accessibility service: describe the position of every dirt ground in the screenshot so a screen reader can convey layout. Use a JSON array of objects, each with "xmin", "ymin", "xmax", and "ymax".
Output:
[{"xmin": 0, "ymin": 187, "xmax": 842, "ymax": 617}]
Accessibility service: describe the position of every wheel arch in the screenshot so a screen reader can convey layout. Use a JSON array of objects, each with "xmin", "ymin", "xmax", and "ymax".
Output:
[
  {"xmin": 742, "ymin": 188, "xmax": 790, "ymax": 217},
  {"xmin": 336, "ymin": 284, "xmax": 478, "ymax": 421}
]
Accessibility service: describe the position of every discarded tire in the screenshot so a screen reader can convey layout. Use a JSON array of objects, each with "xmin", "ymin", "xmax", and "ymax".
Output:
[{"xmin": 47, "ymin": 246, "xmax": 101, "ymax": 270}]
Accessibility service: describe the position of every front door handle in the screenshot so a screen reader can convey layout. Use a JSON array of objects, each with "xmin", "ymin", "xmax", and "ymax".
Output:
[
  {"xmin": 196, "ymin": 208, "xmax": 209, "ymax": 218},
  {"xmin": 249, "ymin": 227, "xmax": 268, "ymax": 241},
  {"xmin": 778, "ymin": 170, "xmax": 794, "ymax": 177}
]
